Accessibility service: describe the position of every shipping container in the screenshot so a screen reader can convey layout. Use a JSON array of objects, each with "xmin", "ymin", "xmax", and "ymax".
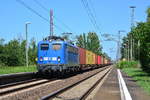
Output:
[
  {"xmin": 103, "ymin": 56, "xmax": 105, "ymax": 64},
  {"xmin": 104, "ymin": 58, "xmax": 107, "ymax": 64},
  {"xmin": 108, "ymin": 59, "xmax": 110, "ymax": 64},
  {"xmin": 100, "ymin": 56, "xmax": 102, "ymax": 65},
  {"xmin": 90, "ymin": 51, "xmax": 93, "ymax": 64},
  {"xmin": 97, "ymin": 56, "xmax": 101, "ymax": 64},
  {"xmin": 86, "ymin": 50, "xmax": 90, "ymax": 64},
  {"xmin": 95, "ymin": 54, "xmax": 98, "ymax": 64},
  {"xmin": 105, "ymin": 59, "xmax": 108, "ymax": 64},
  {"xmin": 79, "ymin": 47, "xmax": 86, "ymax": 64},
  {"xmin": 86, "ymin": 50, "xmax": 92, "ymax": 64},
  {"xmin": 91, "ymin": 52, "xmax": 95, "ymax": 64}
]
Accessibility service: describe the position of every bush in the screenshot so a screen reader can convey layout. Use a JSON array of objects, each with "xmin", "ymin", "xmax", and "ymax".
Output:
[
  {"xmin": 0, "ymin": 62, "xmax": 5, "ymax": 67},
  {"xmin": 0, "ymin": 38, "xmax": 37, "ymax": 66},
  {"xmin": 140, "ymin": 42, "xmax": 150, "ymax": 71},
  {"xmin": 116, "ymin": 61, "xmax": 139, "ymax": 69}
]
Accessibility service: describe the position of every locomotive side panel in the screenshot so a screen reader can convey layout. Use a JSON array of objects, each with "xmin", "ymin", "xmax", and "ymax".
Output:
[{"xmin": 66, "ymin": 44, "xmax": 79, "ymax": 66}]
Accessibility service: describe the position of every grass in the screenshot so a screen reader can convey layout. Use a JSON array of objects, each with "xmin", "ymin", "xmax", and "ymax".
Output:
[
  {"xmin": 116, "ymin": 60, "xmax": 139, "ymax": 69},
  {"xmin": 0, "ymin": 65, "xmax": 37, "ymax": 75},
  {"xmin": 122, "ymin": 67, "xmax": 150, "ymax": 95}
]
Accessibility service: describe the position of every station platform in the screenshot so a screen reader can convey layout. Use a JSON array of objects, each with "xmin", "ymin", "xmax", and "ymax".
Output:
[{"xmin": 93, "ymin": 67, "xmax": 150, "ymax": 100}]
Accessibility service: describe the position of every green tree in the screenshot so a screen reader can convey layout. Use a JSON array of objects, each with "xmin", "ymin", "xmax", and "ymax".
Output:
[
  {"xmin": 76, "ymin": 32, "xmax": 102, "ymax": 55},
  {"xmin": 121, "ymin": 37, "xmax": 128, "ymax": 59},
  {"xmin": 0, "ymin": 38, "xmax": 6, "ymax": 66},
  {"xmin": 146, "ymin": 7, "xmax": 150, "ymax": 23},
  {"xmin": 76, "ymin": 33, "xmax": 87, "ymax": 49},
  {"xmin": 121, "ymin": 7, "xmax": 150, "ymax": 70},
  {"xmin": 29, "ymin": 38, "xmax": 37, "ymax": 65},
  {"xmin": 0, "ymin": 37, "xmax": 37, "ymax": 66},
  {"xmin": 5, "ymin": 39, "xmax": 21, "ymax": 66},
  {"xmin": 19, "ymin": 40, "xmax": 26, "ymax": 65},
  {"xmin": 87, "ymin": 32, "xmax": 102, "ymax": 54}
]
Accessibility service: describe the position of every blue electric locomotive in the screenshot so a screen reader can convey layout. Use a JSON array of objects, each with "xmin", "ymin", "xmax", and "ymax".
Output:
[{"xmin": 37, "ymin": 36, "xmax": 79, "ymax": 74}]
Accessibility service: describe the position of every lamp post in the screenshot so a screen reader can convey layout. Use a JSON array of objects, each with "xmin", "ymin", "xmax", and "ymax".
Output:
[
  {"xmin": 138, "ymin": 40, "xmax": 140, "ymax": 61},
  {"xmin": 126, "ymin": 39, "xmax": 130, "ymax": 61},
  {"xmin": 129, "ymin": 6, "xmax": 136, "ymax": 60},
  {"xmin": 123, "ymin": 43, "xmax": 128, "ymax": 61},
  {"xmin": 118, "ymin": 30, "xmax": 126, "ymax": 61},
  {"xmin": 25, "ymin": 22, "xmax": 31, "ymax": 67}
]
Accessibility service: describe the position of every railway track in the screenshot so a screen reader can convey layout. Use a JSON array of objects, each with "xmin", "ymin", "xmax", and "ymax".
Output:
[
  {"xmin": 0, "ymin": 66, "xmax": 111, "ymax": 100},
  {"xmin": 40, "ymin": 66, "xmax": 112, "ymax": 100},
  {"xmin": 0, "ymin": 78, "xmax": 56, "ymax": 96},
  {"xmin": 0, "ymin": 72, "xmax": 37, "ymax": 86},
  {"xmin": 0, "ymin": 78, "xmax": 39, "ymax": 89}
]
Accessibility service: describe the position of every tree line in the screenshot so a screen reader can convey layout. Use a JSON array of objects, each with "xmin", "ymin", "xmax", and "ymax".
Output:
[
  {"xmin": 0, "ymin": 38, "xmax": 37, "ymax": 66},
  {"xmin": 121, "ymin": 7, "xmax": 150, "ymax": 70},
  {"xmin": 76, "ymin": 32, "xmax": 111, "ymax": 60},
  {"xmin": 0, "ymin": 32, "xmax": 110, "ymax": 67}
]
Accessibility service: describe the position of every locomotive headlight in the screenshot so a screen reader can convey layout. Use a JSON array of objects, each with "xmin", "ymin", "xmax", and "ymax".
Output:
[
  {"xmin": 57, "ymin": 56, "xmax": 61, "ymax": 62},
  {"xmin": 40, "ymin": 57, "xmax": 43, "ymax": 61}
]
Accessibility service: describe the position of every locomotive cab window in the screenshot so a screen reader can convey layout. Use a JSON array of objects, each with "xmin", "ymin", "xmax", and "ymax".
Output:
[
  {"xmin": 41, "ymin": 43, "xmax": 49, "ymax": 50},
  {"xmin": 52, "ymin": 43, "xmax": 61, "ymax": 50}
]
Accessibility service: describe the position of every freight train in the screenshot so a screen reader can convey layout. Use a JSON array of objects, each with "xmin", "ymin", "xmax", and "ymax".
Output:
[{"xmin": 37, "ymin": 36, "xmax": 111, "ymax": 75}]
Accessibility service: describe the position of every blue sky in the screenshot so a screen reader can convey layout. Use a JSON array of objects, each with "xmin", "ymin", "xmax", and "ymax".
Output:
[{"xmin": 0, "ymin": 0, "xmax": 150, "ymax": 60}]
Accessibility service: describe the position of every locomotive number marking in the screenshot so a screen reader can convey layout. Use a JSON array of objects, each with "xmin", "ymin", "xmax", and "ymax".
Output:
[{"xmin": 52, "ymin": 57, "xmax": 57, "ymax": 61}]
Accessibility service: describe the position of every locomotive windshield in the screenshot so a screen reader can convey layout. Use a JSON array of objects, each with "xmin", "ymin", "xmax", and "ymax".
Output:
[
  {"xmin": 52, "ymin": 43, "xmax": 61, "ymax": 50},
  {"xmin": 41, "ymin": 43, "xmax": 49, "ymax": 50}
]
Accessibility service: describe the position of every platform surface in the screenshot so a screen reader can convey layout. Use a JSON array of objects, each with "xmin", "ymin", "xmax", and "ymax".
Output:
[
  {"xmin": 93, "ymin": 67, "xmax": 150, "ymax": 100},
  {"xmin": 93, "ymin": 68, "xmax": 121, "ymax": 100}
]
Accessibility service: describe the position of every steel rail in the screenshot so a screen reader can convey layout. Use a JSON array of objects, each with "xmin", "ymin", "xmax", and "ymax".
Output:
[
  {"xmin": 0, "ymin": 79, "xmax": 39, "ymax": 89},
  {"xmin": 0, "ymin": 72, "xmax": 36, "ymax": 78},
  {"xmin": 0, "ymin": 72, "xmax": 37, "ymax": 85},
  {"xmin": 79, "ymin": 67, "xmax": 112, "ymax": 100},
  {"xmin": 0, "ymin": 79, "xmax": 56, "ymax": 96}
]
